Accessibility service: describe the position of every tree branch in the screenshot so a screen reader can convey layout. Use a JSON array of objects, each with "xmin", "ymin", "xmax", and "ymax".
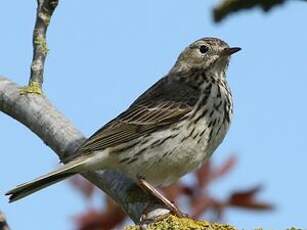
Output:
[
  {"xmin": 1, "ymin": 0, "xmax": 170, "ymax": 224},
  {"xmin": 212, "ymin": 0, "xmax": 306, "ymax": 23},
  {"xmin": 21, "ymin": 0, "xmax": 59, "ymax": 94},
  {"xmin": 0, "ymin": 211, "xmax": 10, "ymax": 230},
  {"xmin": 0, "ymin": 76, "xmax": 169, "ymax": 223}
]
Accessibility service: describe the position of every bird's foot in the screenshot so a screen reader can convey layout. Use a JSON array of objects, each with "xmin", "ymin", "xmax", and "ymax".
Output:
[{"xmin": 139, "ymin": 207, "xmax": 170, "ymax": 226}]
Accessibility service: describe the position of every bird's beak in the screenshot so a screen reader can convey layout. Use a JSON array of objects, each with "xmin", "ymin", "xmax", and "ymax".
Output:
[{"xmin": 221, "ymin": 47, "xmax": 241, "ymax": 56}]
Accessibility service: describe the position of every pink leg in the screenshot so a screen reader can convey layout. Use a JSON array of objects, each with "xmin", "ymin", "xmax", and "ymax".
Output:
[{"xmin": 137, "ymin": 177, "xmax": 184, "ymax": 217}]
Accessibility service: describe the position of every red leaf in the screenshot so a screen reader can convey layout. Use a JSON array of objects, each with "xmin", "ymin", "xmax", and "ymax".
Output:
[
  {"xmin": 74, "ymin": 209, "xmax": 104, "ymax": 230},
  {"xmin": 211, "ymin": 155, "xmax": 237, "ymax": 181},
  {"xmin": 190, "ymin": 195, "xmax": 212, "ymax": 218},
  {"xmin": 195, "ymin": 161, "xmax": 211, "ymax": 187},
  {"xmin": 195, "ymin": 155, "xmax": 237, "ymax": 188},
  {"xmin": 70, "ymin": 175, "xmax": 96, "ymax": 199},
  {"xmin": 162, "ymin": 183, "xmax": 194, "ymax": 201},
  {"xmin": 228, "ymin": 185, "xmax": 274, "ymax": 211},
  {"xmin": 74, "ymin": 201, "xmax": 126, "ymax": 230}
]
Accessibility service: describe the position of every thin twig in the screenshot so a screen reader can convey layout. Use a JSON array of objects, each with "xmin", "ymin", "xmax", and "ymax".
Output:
[
  {"xmin": 0, "ymin": 211, "xmax": 10, "ymax": 230},
  {"xmin": 24, "ymin": 0, "xmax": 59, "ymax": 94}
]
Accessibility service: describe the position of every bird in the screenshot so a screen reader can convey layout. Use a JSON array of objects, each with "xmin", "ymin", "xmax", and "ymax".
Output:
[{"xmin": 6, "ymin": 37, "xmax": 240, "ymax": 208}]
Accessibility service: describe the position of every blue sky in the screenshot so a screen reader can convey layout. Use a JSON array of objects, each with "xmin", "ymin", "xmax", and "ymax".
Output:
[{"xmin": 1, "ymin": 1, "xmax": 307, "ymax": 229}]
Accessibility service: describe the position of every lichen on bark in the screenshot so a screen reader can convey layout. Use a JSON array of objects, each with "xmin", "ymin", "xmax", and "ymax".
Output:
[{"xmin": 125, "ymin": 215, "xmax": 236, "ymax": 230}]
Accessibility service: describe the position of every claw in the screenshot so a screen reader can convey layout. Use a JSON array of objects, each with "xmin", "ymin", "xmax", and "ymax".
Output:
[{"xmin": 140, "ymin": 208, "xmax": 170, "ymax": 225}]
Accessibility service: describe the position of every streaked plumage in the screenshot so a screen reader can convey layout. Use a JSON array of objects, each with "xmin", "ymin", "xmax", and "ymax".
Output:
[{"xmin": 6, "ymin": 37, "xmax": 240, "ymax": 202}]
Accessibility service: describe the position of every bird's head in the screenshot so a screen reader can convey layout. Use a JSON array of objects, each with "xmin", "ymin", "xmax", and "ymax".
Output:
[{"xmin": 172, "ymin": 37, "xmax": 241, "ymax": 75}]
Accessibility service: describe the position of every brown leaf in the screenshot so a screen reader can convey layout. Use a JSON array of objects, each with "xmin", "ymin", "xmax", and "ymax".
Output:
[
  {"xmin": 162, "ymin": 184, "xmax": 183, "ymax": 201},
  {"xmin": 74, "ymin": 209, "xmax": 104, "ymax": 230},
  {"xmin": 70, "ymin": 175, "xmax": 96, "ymax": 199},
  {"xmin": 211, "ymin": 155, "xmax": 237, "ymax": 181},
  {"xmin": 195, "ymin": 156, "xmax": 237, "ymax": 188},
  {"xmin": 74, "ymin": 203, "xmax": 126, "ymax": 230},
  {"xmin": 195, "ymin": 161, "xmax": 211, "ymax": 187},
  {"xmin": 228, "ymin": 185, "xmax": 274, "ymax": 211},
  {"xmin": 190, "ymin": 195, "xmax": 212, "ymax": 218},
  {"xmin": 162, "ymin": 184, "xmax": 194, "ymax": 201}
]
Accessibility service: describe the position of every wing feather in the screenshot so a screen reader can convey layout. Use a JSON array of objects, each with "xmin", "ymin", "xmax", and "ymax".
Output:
[
  {"xmin": 74, "ymin": 76, "xmax": 200, "ymax": 155},
  {"xmin": 78, "ymin": 101, "xmax": 191, "ymax": 153}
]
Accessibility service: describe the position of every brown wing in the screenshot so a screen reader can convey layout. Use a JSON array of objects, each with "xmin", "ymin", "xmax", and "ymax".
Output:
[
  {"xmin": 78, "ymin": 100, "xmax": 192, "ymax": 153},
  {"xmin": 74, "ymin": 76, "xmax": 200, "ymax": 156}
]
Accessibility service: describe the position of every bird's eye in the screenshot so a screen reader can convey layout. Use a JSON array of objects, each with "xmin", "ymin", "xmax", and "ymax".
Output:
[{"xmin": 199, "ymin": 45, "xmax": 209, "ymax": 54}]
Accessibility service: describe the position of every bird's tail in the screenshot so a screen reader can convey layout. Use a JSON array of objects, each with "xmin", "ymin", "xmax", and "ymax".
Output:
[{"xmin": 6, "ymin": 157, "xmax": 88, "ymax": 203}]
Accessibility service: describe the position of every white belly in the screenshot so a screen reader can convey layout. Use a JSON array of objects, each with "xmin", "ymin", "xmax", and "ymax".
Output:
[{"xmin": 112, "ymin": 113, "xmax": 229, "ymax": 186}]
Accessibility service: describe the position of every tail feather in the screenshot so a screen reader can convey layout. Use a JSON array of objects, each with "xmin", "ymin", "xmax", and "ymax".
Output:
[{"xmin": 6, "ymin": 158, "xmax": 86, "ymax": 202}]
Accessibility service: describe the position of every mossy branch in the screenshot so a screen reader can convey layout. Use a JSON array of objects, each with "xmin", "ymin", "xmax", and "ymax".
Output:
[
  {"xmin": 126, "ymin": 215, "xmax": 236, "ymax": 230},
  {"xmin": 26, "ymin": 0, "xmax": 59, "ymax": 94},
  {"xmin": 126, "ymin": 215, "xmax": 304, "ymax": 230}
]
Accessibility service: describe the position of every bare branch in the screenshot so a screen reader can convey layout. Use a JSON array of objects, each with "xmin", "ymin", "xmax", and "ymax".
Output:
[
  {"xmin": 24, "ymin": 0, "xmax": 59, "ymax": 94},
  {"xmin": 0, "ymin": 76, "xmax": 169, "ymax": 223},
  {"xmin": 0, "ymin": 211, "xmax": 10, "ymax": 230},
  {"xmin": 213, "ymin": 0, "xmax": 306, "ymax": 23}
]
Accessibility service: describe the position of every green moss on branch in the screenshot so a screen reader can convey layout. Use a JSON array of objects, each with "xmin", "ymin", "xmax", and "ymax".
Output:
[{"xmin": 126, "ymin": 215, "xmax": 236, "ymax": 230}]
